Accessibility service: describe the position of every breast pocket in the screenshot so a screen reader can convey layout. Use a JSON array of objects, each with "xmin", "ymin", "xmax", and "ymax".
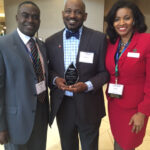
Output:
[{"xmin": 122, "ymin": 52, "xmax": 145, "ymax": 75}]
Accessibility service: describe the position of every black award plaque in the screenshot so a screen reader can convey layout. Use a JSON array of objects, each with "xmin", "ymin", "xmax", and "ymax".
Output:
[{"xmin": 65, "ymin": 62, "xmax": 79, "ymax": 85}]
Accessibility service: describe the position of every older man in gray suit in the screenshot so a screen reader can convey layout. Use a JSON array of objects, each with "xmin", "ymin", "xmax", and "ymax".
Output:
[
  {"xmin": 0, "ymin": 1, "xmax": 49, "ymax": 150},
  {"xmin": 46, "ymin": 0, "xmax": 109, "ymax": 150}
]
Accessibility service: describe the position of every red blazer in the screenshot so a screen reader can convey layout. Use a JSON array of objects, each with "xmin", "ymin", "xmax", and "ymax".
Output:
[{"xmin": 106, "ymin": 32, "xmax": 150, "ymax": 116}]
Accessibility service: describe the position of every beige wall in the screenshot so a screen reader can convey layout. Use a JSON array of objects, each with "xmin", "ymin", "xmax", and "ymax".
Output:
[
  {"xmin": 84, "ymin": 0, "xmax": 104, "ymax": 32},
  {"xmin": 4, "ymin": 0, "xmax": 104, "ymax": 40}
]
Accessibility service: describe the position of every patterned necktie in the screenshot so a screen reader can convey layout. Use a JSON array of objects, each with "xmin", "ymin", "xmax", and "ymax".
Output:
[
  {"xmin": 27, "ymin": 38, "xmax": 46, "ymax": 102},
  {"xmin": 66, "ymin": 30, "xmax": 80, "ymax": 39}
]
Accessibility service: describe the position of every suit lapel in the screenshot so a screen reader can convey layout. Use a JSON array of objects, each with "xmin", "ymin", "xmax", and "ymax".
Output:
[
  {"xmin": 12, "ymin": 31, "xmax": 35, "ymax": 75},
  {"xmin": 57, "ymin": 31, "xmax": 65, "ymax": 76},
  {"xmin": 109, "ymin": 32, "xmax": 138, "ymax": 74},
  {"xmin": 117, "ymin": 32, "xmax": 138, "ymax": 68},
  {"xmin": 76, "ymin": 27, "xmax": 90, "ymax": 68},
  {"xmin": 111, "ymin": 39, "xmax": 119, "ymax": 65}
]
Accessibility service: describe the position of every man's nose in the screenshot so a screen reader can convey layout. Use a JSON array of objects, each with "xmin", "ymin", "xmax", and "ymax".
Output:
[
  {"xmin": 27, "ymin": 16, "xmax": 34, "ymax": 22},
  {"xmin": 69, "ymin": 11, "xmax": 76, "ymax": 18}
]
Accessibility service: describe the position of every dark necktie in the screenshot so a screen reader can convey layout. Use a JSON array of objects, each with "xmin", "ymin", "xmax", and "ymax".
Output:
[
  {"xmin": 27, "ymin": 38, "xmax": 46, "ymax": 102},
  {"xmin": 66, "ymin": 30, "xmax": 80, "ymax": 39}
]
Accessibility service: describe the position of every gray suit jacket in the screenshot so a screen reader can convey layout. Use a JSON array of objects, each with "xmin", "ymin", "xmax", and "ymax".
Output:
[
  {"xmin": 0, "ymin": 30, "xmax": 49, "ymax": 144},
  {"xmin": 46, "ymin": 26, "xmax": 109, "ymax": 125}
]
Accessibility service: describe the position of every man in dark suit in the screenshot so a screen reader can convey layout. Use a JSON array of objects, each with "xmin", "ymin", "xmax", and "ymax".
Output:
[
  {"xmin": 0, "ymin": 1, "xmax": 49, "ymax": 150},
  {"xmin": 46, "ymin": 0, "xmax": 109, "ymax": 150}
]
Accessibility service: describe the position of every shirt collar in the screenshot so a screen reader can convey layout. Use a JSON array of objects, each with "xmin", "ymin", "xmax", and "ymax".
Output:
[{"xmin": 17, "ymin": 28, "xmax": 35, "ymax": 45}]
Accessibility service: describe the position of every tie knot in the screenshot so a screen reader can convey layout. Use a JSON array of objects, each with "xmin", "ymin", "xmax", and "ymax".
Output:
[
  {"xmin": 66, "ymin": 30, "xmax": 80, "ymax": 39},
  {"xmin": 27, "ymin": 38, "xmax": 36, "ymax": 48},
  {"xmin": 28, "ymin": 38, "xmax": 35, "ymax": 44}
]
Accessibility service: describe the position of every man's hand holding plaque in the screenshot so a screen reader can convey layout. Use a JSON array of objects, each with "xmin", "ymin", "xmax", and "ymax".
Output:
[
  {"xmin": 55, "ymin": 77, "xmax": 68, "ymax": 91},
  {"xmin": 68, "ymin": 82, "xmax": 88, "ymax": 93}
]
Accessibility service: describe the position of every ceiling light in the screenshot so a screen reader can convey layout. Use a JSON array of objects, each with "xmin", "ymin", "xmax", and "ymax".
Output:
[{"xmin": 0, "ymin": 13, "xmax": 5, "ymax": 17}]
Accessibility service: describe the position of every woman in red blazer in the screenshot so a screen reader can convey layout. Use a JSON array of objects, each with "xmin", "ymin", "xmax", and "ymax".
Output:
[{"xmin": 105, "ymin": 1, "xmax": 150, "ymax": 150}]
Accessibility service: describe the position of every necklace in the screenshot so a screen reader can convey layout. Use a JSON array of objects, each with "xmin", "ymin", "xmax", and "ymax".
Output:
[
  {"xmin": 120, "ymin": 32, "xmax": 134, "ymax": 47},
  {"xmin": 120, "ymin": 42, "xmax": 127, "ymax": 47}
]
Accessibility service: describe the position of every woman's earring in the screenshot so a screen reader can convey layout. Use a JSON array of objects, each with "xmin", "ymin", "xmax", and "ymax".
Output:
[{"xmin": 132, "ymin": 21, "xmax": 135, "ymax": 26}]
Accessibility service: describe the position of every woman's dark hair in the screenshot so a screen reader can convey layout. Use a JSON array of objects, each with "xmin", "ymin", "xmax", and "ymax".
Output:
[{"xmin": 106, "ymin": 0, "xmax": 147, "ymax": 44}]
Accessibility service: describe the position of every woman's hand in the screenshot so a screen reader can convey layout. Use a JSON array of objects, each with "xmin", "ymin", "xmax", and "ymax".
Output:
[{"xmin": 129, "ymin": 112, "xmax": 146, "ymax": 134}]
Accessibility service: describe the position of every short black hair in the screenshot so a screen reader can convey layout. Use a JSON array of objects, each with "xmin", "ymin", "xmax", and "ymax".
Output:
[
  {"xmin": 106, "ymin": 0, "xmax": 147, "ymax": 44},
  {"xmin": 17, "ymin": 1, "xmax": 40, "ymax": 13}
]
